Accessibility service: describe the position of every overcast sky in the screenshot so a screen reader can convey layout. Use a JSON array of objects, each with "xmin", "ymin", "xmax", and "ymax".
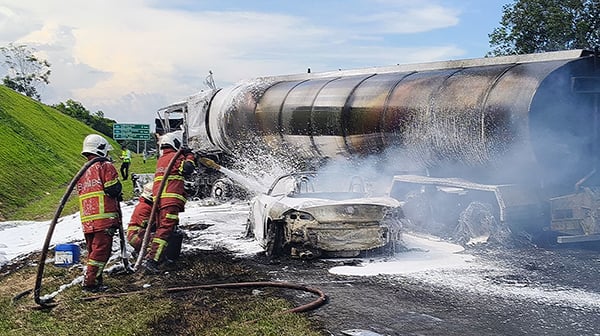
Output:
[{"xmin": 0, "ymin": 0, "xmax": 507, "ymax": 128}]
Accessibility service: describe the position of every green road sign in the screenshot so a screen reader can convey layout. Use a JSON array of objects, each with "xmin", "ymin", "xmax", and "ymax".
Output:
[{"xmin": 113, "ymin": 123, "xmax": 151, "ymax": 140}]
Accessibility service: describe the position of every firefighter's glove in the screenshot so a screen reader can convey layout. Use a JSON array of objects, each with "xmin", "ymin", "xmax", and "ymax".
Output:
[
  {"xmin": 104, "ymin": 227, "xmax": 118, "ymax": 237},
  {"xmin": 199, "ymin": 157, "xmax": 220, "ymax": 171},
  {"xmin": 182, "ymin": 161, "xmax": 195, "ymax": 178}
]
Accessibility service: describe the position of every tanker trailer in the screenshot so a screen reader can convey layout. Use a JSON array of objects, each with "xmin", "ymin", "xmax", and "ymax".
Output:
[{"xmin": 164, "ymin": 49, "xmax": 600, "ymax": 245}]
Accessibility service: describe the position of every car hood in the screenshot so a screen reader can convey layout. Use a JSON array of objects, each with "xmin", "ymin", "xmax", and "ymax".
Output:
[
  {"xmin": 269, "ymin": 196, "xmax": 401, "ymax": 222},
  {"xmin": 278, "ymin": 196, "xmax": 400, "ymax": 208}
]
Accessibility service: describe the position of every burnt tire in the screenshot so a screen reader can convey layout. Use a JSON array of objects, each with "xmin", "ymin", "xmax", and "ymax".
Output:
[
  {"xmin": 453, "ymin": 201, "xmax": 497, "ymax": 245},
  {"xmin": 265, "ymin": 221, "xmax": 284, "ymax": 258}
]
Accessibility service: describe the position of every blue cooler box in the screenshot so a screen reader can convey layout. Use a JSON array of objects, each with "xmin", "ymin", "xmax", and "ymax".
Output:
[{"xmin": 54, "ymin": 244, "xmax": 81, "ymax": 267}]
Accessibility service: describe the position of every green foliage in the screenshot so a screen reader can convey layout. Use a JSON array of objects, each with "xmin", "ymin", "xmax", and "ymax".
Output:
[
  {"xmin": 0, "ymin": 43, "xmax": 51, "ymax": 101},
  {"xmin": 0, "ymin": 85, "xmax": 126, "ymax": 220},
  {"xmin": 53, "ymin": 99, "xmax": 116, "ymax": 139},
  {"xmin": 488, "ymin": 0, "xmax": 600, "ymax": 56}
]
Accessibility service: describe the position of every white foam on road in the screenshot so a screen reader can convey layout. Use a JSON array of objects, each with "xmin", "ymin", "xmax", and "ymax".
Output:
[
  {"xmin": 329, "ymin": 232, "xmax": 600, "ymax": 311},
  {"xmin": 2, "ymin": 200, "xmax": 600, "ymax": 312},
  {"xmin": 329, "ymin": 233, "xmax": 477, "ymax": 276}
]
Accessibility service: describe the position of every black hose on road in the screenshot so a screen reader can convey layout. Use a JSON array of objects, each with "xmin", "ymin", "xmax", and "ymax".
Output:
[{"xmin": 82, "ymin": 280, "xmax": 327, "ymax": 315}]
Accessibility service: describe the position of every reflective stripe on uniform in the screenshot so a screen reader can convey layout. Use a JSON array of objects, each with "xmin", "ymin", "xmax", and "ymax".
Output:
[
  {"xmin": 127, "ymin": 226, "xmax": 140, "ymax": 233},
  {"xmin": 160, "ymin": 193, "xmax": 187, "ymax": 202},
  {"xmin": 104, "ymin": 178, "xmax": 119, "ymax": 188},
  {"xmin": 178, "ymin": 159, "xmax": 194, "ymax": 174},
  {"xmin": 79, "ymin": 190, "xmax": 118, "ymax": 223},
  {"xmin": 88, "ymin": 259, "xmax": 106, "ymax": 275},
  {"xmin": 81, "ymin": 212, "xmax": 118, "ymax": 222},
  {"xmin": 153, "ymin": 175, "xmax": 187, "ymax": 203},
  {"xmin": 154, "ymin": 175, "xmax": 185, "ymax": 183},
  {"xmin": 80, "ymin": 190, "xmax": 105, "ymax": 201},
  {"xmin": 150, "ymin": 237, "xmax": 168, "ymax": 262},
  {"xmin": 129, "ymin": 235, "xmax": 140, "ymax": 246}
]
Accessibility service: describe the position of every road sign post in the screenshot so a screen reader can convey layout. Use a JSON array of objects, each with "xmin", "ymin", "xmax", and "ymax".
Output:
[{"xmin": 113, "ymin": 123, "xmax": 151, "ymax": 141}]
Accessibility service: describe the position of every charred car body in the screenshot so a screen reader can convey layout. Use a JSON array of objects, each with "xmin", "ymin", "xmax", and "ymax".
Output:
[
  {"xmin": 157, "ymin": 49, "xmax": 600, "ymax": 246},
  {"xmin": 246, "ymin": 171, "xmax": 403, "ymax": 258}
]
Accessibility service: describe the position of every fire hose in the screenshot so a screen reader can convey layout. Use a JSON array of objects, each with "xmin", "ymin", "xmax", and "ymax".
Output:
[
  {"xmin": 20, "ymin": 148, "xmax": 328, "ymax": 318},
  {"xmin": 82, "ymin": 281, "xmax": 327, "ymax": 316},
  {"xmin": 133, "ymin": 147, "xmax": 184, "ymax": 271},
  {"xmin": 30, "ymin": 156, "xmax": 129, "ymax": 306},
  {"xmin": 123, "ymin": 149, "xmax": 328, "ymax": 316}
]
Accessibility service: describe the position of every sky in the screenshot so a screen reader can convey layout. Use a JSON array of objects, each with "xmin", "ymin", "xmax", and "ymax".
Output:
[
  {"xmin": 2, "ymin": 198, "xmax": 600, "ymax": 311},
  {"xmin": 0, "ymin": 0, "xmax": 508, "ymax": 128}
]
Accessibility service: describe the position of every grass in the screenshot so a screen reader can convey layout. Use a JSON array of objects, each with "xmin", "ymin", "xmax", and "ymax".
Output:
[
  {"xmin": 0, "ymin": 85, "xmax": 156, "ymax": 220},
  {"xmin": 0, "ymin": 251, "xmax": 323, "ymax": 336},
  {"xmin": 11, "ymin": 154, "xmax": 158, "ymax": 220}
]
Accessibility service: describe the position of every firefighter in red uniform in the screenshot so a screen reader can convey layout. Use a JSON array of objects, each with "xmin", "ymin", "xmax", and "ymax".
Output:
[
  {"xmin": 127, "ymin": 181, "xmax": 154, "ymax": 253},
  {"xmin": 76, "ymin": 134, "xmax": 122, "ymax": 292},
  {"xmin": 143, "ymin": 131, "xmax": 195, "ymax": 273}
]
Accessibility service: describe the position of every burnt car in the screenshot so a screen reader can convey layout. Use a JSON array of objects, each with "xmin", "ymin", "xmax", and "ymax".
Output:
[{"xmin": 246, "ymin": 171, "xmax": 404, "ymax": 258}]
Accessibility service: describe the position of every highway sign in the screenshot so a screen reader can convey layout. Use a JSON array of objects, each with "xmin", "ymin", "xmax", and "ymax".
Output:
[{"xmin": 113, "ymin": 123, "xmax": 151, "ymax": 140}]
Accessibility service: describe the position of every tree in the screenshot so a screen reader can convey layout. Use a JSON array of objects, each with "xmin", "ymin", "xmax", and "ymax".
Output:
[
  {"xmin": 488, "ymin": 0, "xmax": 600, "ymax": 56},
  {"xmin": 53, "ymin": 99, "xmax": 116, "ymax": 138},
  {"xmin": 0, "ymin": 43, "xmax": 51, "ymax": 100}
]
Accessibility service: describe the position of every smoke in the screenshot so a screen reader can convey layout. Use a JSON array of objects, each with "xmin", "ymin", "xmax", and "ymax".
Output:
[{"xmin": 198, "ymin": 56, "xmax": 600, "ymax": 246}]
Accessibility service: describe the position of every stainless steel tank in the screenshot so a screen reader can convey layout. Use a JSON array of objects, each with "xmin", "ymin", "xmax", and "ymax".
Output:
[{"xmin": 206, "ymin": 50, "xmax": 600, "ymax": 189}]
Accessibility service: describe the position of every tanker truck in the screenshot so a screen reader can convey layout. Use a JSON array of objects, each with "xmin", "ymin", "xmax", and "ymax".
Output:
[{"xmin": 156, "ymin": 49, "xmax": 600, "ymax": 245}]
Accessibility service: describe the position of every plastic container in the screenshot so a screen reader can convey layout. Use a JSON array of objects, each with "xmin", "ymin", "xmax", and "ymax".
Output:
[{"xmin": 54, "ymin": 244, "xmax": 81, "ymax": 267}]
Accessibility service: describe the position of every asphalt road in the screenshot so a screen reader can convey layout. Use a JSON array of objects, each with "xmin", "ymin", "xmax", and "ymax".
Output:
[{"xmin": 250, "ymin": 243, "xmax": 600, "ymax": 336}]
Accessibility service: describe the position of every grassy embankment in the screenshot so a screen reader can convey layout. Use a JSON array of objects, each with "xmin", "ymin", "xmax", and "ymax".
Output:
[
  {"xmin": 0, "ymin": 85, "xmax": 322, "ymax": 335},
  {"xmin": 0, "ymin": 85, "xmax": 155, "ymax": 220}
]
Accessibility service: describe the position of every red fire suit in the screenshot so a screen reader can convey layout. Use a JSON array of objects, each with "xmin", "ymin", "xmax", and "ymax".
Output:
[
  {"xmin": 127, "ymin": 196, "xmax": 153, "ymax": 252},
  {"xmin": 76, "ymin": 157, "xmax": 122, "ymax": 288},
  {"xmin": 146, "ymin": 148, "xmax": 194, "ymax": 262}
]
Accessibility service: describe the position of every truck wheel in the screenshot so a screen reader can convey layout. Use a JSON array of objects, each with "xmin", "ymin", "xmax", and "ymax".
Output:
[
  {"xmin": 453, "ymin": 202, "xmax": 496, "ymax": 245},
  {"xmin": 211, "ymin": 178, "xmax": 233, "ymax": 202}
]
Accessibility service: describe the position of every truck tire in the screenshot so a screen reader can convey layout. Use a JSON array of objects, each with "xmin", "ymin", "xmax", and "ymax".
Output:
[
  {"xmin": 453, "ymin": 201, "xmax": 496, "ymax": 245},
  {"xmin": 211, "ymin": 178, "xmax": 233, "ymax": 202}
]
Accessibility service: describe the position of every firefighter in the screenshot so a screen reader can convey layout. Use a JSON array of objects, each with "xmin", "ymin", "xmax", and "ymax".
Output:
[
  {"xmin": 120, "ymin": 144, "xmax": 132, "ymax": 180},
  {"xmin": 143, "ymin": 131, "xmax": 195, "ymax": 273},
  {"xmin": 77, "ymin": 134, "xmax": 123, "ymax": 292},
  {"xmin": 127, "ymin": 181, "xmax": 154, "ymax": 253}
]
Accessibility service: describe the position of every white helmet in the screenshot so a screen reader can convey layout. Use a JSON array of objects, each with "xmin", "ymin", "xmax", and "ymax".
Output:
[
  {"xmin": 141, "ymin": 181, "xmax": 153, "ymax": 200},
  {"xmin": 159, "ymin": 131, "xmax": 183, "ymax": 150},
  {"xmin": 82, "ymin": 134, "xmax": 113, "ymax": 157}
]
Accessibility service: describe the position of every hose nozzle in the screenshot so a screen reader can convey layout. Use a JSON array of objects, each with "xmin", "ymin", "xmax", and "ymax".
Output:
[{"xmin": 199, "ymin": 157, "xmax": 221, "ymax": 170}]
